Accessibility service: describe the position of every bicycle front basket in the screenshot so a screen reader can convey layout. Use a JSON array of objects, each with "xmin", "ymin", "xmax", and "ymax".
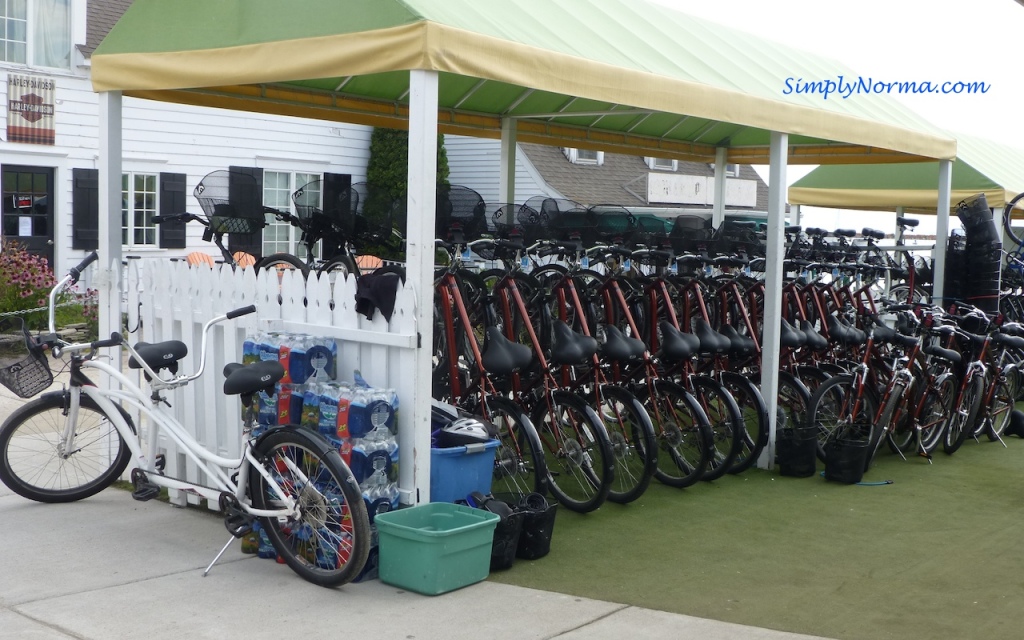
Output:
[{"xmin": 0, "ymin": 317, "xmax": 52, "ymax": 398}]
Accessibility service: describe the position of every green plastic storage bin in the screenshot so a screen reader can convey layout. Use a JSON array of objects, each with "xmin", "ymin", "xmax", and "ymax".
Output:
[{"xmin": 375, "ymin": 502, "xmax": 500, "ymax": 595}]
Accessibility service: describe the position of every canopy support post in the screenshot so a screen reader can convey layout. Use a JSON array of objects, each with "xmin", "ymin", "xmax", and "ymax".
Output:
[
  {"xmin": 98, "ymin": 91, "xmax": 123, "ymax": 386},
  {"xmin": 712, "ymin": 147, "xmax": 727, "ymax": 229},
  {"xmin": 405, "ymin": 69, "xmax": 439, "ymax": 505},
  {"xmin": 758, "ymin": 132, "xmax": 787, "ymax": 469},
  {"xmin": 932, "ymin": 160, "xmax": 953, "ymax": 305},
  {"xmin": 792, "ymin": 204, "xmax": 801, "ymax": 227},
  {"xmin": 499, "ymin": 118, "xmax": 517, "ymax": 205}
]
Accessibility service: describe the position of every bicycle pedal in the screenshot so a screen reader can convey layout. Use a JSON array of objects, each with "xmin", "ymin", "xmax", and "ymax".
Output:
[
  {"xmin": 155, "ymin": 453, "xmax": 166, "ymax": 472},
  {"xmin": 130, "ymin": 468, "xmax": 161, "ymax": 502},
  {"xmin": 218, "ymin": 492, "xmax": 254, "ymax": 538}
]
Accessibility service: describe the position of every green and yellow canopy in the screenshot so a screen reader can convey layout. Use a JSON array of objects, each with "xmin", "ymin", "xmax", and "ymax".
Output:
[{"xmin": 92, "ymin": 0, "xmax": 955, "ymax": 165}]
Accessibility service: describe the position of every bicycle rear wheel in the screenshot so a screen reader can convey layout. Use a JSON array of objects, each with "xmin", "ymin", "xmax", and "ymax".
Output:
[
  {"xmin": 257, "ymin": 252, "xmax": 311, "ymax": 278},
  {"xmin": 0, "ymin": 392, "xmax": 134, "ymax": 503},
  {"xmin": 486, "ymin": 396, "xmax": 547, "ymax": 497},
  {"xmin": 597, "ymin": 384, "xmax": 657, "ymax": 504},
  {"xmin": 250, "ymin": 427, "xmax": 371, "ymax": 587},
  {"xmin": 688, "ymin": 375, "xmax": 742, "ymax": 481},
  {"xmin": 637, "ymin": 379, "xmax": 713, "ymax": 488},
  {"xmin": 721, "ymin": 372, "xmax": 768, "ymax": 475},
  {"xmin": 531, "ymin": 390, "xmax": 613, "ymax": 513}
]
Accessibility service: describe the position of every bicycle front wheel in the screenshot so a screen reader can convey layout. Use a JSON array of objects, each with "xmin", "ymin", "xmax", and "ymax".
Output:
[
  {"xmin": 531, "ymin": 390, "xmax": 613, "ymax": 513},
  {"xmin": 0, "ymin": 391, "xmax": 134, "ymax": 503},
  {"xmin": 250, "ymin": 427, "xmax": 371, "ymax": 587},
  {"xmin": 807, "ymin": 374, "xmax": 878, "ymax": 462},
  {"xmin": 987, "ymin": 366, "xmax": 1018, "ymax": 441},
  {"xmin": 944, "ymin": 375, "xmax": 984, "ymax": 455}
]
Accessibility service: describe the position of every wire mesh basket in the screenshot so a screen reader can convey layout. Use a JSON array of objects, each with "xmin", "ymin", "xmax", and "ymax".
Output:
[
  {"xmin": 437, "ymin": 185, "xmax": 488, "ymax": 242},
  {"xmin": 0, "ymin": 316, "xmax": 52, "ymax": 398},
  {"xmin": 519, "ymin": 197, "xmax": 596, "ymax": 246},
  {"xmin": 193, "ymin": 170, "xmax": 267, "ymax": 235},
  {"xmin": 668, "ymin": 215, "xmax": 715, "ymax": 254}
]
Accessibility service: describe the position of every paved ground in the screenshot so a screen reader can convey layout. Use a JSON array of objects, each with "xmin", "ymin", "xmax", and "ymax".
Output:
[{"xmin": 0, "ymin": 376, "xmax": 831, "ymax": 640}]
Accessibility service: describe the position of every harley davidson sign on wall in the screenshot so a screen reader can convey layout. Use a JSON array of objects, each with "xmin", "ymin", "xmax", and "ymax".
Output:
[{"xmin": 7, "ymin": 74, "xmax": 55, "ymax": 145}]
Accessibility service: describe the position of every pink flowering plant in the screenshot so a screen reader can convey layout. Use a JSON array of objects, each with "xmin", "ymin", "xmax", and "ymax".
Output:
[{"xmin": 0, "ymin": 240, "xmax": 97, "ymax": 335}]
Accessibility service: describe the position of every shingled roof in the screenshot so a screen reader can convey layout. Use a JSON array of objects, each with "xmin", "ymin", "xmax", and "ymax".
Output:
[
  {"xmin": 81, "ymin": 0, "xmax": 134, "ymax": 57},
  {"xmin": 518, "ymin": 143, "xmax": 770, "ymax": 210}
]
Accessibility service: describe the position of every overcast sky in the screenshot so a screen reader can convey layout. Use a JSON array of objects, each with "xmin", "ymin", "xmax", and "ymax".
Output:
[{"xmin": 649, "ymin": 0, "xmax": 1024, "ymax": 233}]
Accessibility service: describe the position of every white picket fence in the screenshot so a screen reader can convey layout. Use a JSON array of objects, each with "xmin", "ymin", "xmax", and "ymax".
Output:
[{"xmin": 127, "ymin": 259, "xmax": 418, "ymax": 507}]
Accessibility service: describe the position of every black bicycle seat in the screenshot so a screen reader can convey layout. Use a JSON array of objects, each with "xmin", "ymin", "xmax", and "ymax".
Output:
[
  {"xmin": 779, "ymin": 318, "xmax": 807, "ymax": 349},
  {"xmin": 481, "ymin": 326, "xmax": 533, "ymax": 375},
  {"xmin": 129, "ymin": 340, "xmax": 188, "ymax": 373},
  {"xmin": 834, "ymin": 229, "xmax": 857, "ymax": 238},
  {"xmin": 223, "ymin": 360, "xmax": 284, "ymax": 397},
  {"xmin": 799, "ymin": 320, "xmax": 829, "ymax": 351},
  {"xmin": 658, "ymin": 320, "xmax": 699, "ymax": 361},
  {"xmin": 895, "ymin": 216, "xmax": 920, "ymax": 228},
  {"xmin": 692, "ymin": 318, "xmax": 731, "ymax": 354},
  {"xmin": 719, "ymin": 325, "xmax": 757, "ymax": 355},
  {"xmin": 598, "ymin": 324, "xmax": 646, "ymax": 362},
  {"xmin": 549, "ymin": 320, "xmax": 598, "ymax": 366},
  {"xmin": 923, "ymin": 343, "xmax": 961, "ymax": 365}
]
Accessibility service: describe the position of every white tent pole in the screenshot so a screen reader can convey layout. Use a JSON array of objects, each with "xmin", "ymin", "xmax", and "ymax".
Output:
[
  {"xmin": 499, "ymin": 117, "xmax": 517, "ymax": 204},
  {"xmin": 97, "ymin": 91, "xmax": 123, "ymax": 384},
  {"xmin": 405, "ymin": 69, "xmax": 438, "ymax": 505},
  {"xmin": 895, "ymin": 206, "xmax": 905, "ymax": 244},
  {"xmin": 712, "ymin": 146, "xmax": 727, "ymax": 229},
  {"xmin": 792, "ymin": 204, "xmax": 801, "ymax": 227},
  {"xmin": 932, "ymin": 160, "xmax": 953, "ymax": 305},
  {"xmin": 758, "ymin": 131, "xmax": 787, "ymax": 469}
]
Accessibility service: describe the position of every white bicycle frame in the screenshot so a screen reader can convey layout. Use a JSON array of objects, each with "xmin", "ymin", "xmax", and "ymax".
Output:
[{"xmin": 53, "ymin": 310, "xmax": 298, "ymax": 520}]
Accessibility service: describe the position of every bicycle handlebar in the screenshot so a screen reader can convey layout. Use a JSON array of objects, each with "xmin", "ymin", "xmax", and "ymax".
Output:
[
  {"xmin": 69, "ymin": 251, "xmax": 98, "ymax": 285},
  {"xmin": 226, "ymin": 305, "xmax": 256, "ymax": 320}
]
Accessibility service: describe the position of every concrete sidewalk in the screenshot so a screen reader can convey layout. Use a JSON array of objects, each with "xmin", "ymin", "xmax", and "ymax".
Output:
[{"xmin": 0, "ymin": 484, "xmax": 831, "ymax": 640}]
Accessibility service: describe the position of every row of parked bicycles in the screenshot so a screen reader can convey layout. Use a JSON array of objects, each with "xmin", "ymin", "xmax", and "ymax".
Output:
[
  {"xmin": 157, "ymin": 171, "xmax": 1024, "ymax": 515},
  {"xmin": 430, "ymin": 199, "xmax": 1024, "ymax": 513}
]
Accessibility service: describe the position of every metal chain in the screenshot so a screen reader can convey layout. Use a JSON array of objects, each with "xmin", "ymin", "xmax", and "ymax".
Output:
[{"xmin": 0, "ymin": 298, "xmax": 92, "ymax": 319}]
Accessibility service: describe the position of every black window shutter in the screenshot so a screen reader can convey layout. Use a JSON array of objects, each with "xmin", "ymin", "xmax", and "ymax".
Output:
[
  {"xmin": 322, "ymin": 172, "xmax": 351, "ymax": 255},
  {"xmin": 227, "ymin": 166, "xmax": 264, "ymax": 258},
  {"xmin": 323, "ymin": 172, "xmax": 352, "ymax": 212},
  {"xmin": 158, "ymin": 172, "xmax": 187, "ymax": 248},
  {"xmin": 71, "ymin": 168, "xmax": 99, "ymax": 251}
]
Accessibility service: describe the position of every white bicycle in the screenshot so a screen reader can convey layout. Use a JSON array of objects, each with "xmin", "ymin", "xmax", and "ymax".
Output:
[{"xmin": 0, "ymin": 252, "xmax": 370, "ymax": 587}]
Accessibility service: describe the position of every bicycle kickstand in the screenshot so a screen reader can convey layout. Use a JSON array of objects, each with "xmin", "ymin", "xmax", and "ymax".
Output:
[{"xmin": 203, "ymin": 535, "xmax": 238, "ymax": 578}]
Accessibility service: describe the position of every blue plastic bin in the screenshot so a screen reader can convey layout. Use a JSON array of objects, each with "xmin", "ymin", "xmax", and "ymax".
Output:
[{"xmin": 430, "ymin": 439, "xmax": 499, "ymax": 503}]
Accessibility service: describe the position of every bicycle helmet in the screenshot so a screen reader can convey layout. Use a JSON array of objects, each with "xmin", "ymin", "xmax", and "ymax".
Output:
[{"xmin": 437, "ymin": 416, "xmax": 493, "ymax": 448}]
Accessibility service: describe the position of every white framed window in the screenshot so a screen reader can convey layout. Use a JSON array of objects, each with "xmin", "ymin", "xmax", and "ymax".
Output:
[
  {"xmin": 710, "ymin": 162, "xmax": 740, "ymax": 177},
  {"xmin": 563, "ymin": 147, "xmax": 604, "ymax": 166},
  {"xmin": 0, "ymin": 0, "xmax": 72, "ymax": 69},
  {"xmin": 263, "ymin": 170, "xmax": 320, "ymax": 259},
  {"xmin": 646, "ymin": 157, "xmax": 677, "ymax": 171},
  {"xmin": 121, "ymin": 172, "xmax": 157, "ymax": 247}
]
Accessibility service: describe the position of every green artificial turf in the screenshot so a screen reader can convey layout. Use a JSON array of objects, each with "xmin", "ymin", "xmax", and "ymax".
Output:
[{"xmin": 488, "ymin": 435, "xmax": 1024, "ymax": 640}]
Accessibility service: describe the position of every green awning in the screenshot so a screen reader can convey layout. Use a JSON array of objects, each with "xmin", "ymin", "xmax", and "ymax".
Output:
[
  {"xmin": 789, "ymin": 133, "xmax": 1024, "ymax": 214},
  {"xmin": 91, "ymin": 0, "xmax": 955, "ymax": 165}
]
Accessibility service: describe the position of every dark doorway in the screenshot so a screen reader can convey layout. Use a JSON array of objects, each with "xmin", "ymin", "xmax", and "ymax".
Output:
[{"xmin": 2, "ymin": 165, "xmax": 55, "ymax": 268}]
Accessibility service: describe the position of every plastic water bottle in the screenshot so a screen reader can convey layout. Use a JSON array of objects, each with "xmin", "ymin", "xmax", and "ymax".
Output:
[
  {"xmin": 301, "ymin": 383, "xmax": 321, "ymax": 431},
  {"xmin": 318, "ymin": 384, "xmax": 340, "ymax": 438},
  {"xmin": 257, "ymin": 524, "xmax": 276, "ymax": 559},
  {"xmin": 242, "ymin": 333, "xmax": 261, "ymax": 365}
]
